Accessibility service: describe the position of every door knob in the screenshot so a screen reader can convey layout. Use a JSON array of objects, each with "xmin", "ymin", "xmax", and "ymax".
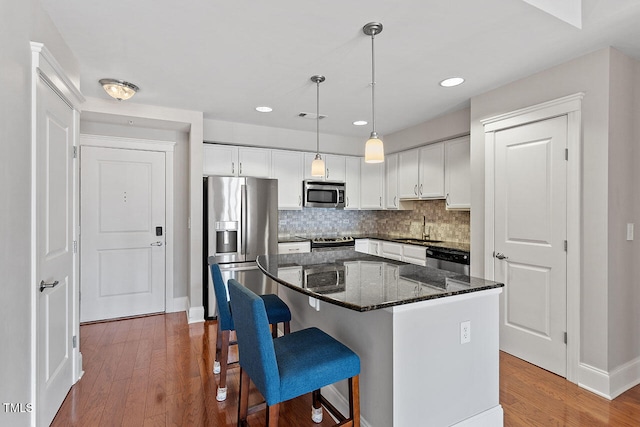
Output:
[
  {"xmin": 151, "ymin": 241, "xmax": 163, "ymax": 246},
  {"xmin": 40, "ymin": 280, "xmax": 59, "ymax": 292},
  {"xmin": 495, "ymin": 252, "xmax": 508, "ymax": 260}
]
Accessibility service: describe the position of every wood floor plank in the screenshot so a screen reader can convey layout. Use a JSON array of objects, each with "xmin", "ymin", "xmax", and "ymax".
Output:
[{"xmin": 53, "ymin": 313, "xmax": 640, "ymax": 427}]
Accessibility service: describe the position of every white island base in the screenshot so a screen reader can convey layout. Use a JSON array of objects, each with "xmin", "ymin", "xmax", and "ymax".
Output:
[{"xmin": 278, "ymin": 287, "xmax": 504, "ymax": 427}]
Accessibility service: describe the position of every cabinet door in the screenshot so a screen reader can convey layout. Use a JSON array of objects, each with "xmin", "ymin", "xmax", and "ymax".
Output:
[
  {"xmin": 203, "ymin": 144, "xmax": 238, "ymax": 176},
  {"xmin": 303, "ymin": 152, "xmax": 325, "ymax": 180},
  {"xmin": 381, "ymin": 241, "xmax": 403, "ymax": 260},
  {"xmin": 238, "ymin": 147, "xmax": 271, "ymax": 178},
  {"xmin": 354, "ymin": 239, "xmax": 369, "ymax": 253},
  {"xmin": 402, "ymin": 244, "xmax": 427, "ymax": 266},
  {"xmin": 398, "ymin": 148, "xmax": 420, "ymax": 198},
  {"xmin": 277, "ymin": 266, "xmax": 303, "ymax": 286},
  {"xmin": 385, "ymin": 153, "xmax": 399, "ymax": 209},
  {"xmin": 271, "ymin": 150, "xmax": 304, "ymax": 209},
  {"xmin": 325, "ymin": 154, "xmax": 346, "ymax": 182},
  {"xmin": 368, "ymin": 240, "xmax": 381, "ymax": 256},
  {"xmin": 418, "ymin": 142, "xmax": 445, "ymax": 198},
  {"xmin": 445, "ymin": 136, "xmax": 471, "ymax": 210},
  {"xmin": 360, "ymin": 159, "xmax": 384, "ymax": 209},
  {"xmin": 345, "ymin": 156, "xmax": 361, "ymax": 210}
]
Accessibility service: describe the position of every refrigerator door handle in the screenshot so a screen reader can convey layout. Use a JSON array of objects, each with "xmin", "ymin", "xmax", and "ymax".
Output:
[{"xmin": 241, "ymin": 184, "xmax": 247, "ymax": 255}]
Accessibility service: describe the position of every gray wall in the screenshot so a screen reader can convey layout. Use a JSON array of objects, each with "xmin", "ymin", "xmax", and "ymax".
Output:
[
  {"xmin": 470, "ymin": 47, "xmax": 640, "ymax": 377},
  {"xmin": 0, "ymin": 1, "xmax": 78, "ymax": 425}
]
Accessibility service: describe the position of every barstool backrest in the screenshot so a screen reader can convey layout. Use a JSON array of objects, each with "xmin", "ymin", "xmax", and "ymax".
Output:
[
  {"xmin": 228, "ymin": 279, "xmax": 281, "ymax": 404},
  {"xmin": 209, "ymin": 264, "xmax": 234, "ymax": 331}
]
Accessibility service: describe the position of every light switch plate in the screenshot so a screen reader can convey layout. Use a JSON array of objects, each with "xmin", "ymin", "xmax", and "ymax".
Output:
[{"xmin": 627, "ymin": 223, "xmax": 634, "ymax": 241}]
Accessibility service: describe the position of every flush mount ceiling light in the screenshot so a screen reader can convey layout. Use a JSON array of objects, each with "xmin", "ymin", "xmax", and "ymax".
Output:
[
  {"xmin": 310, "ymin": 75, "xmax": 326, "ymax": 177},
  {"xmin": 99, "ymin": 78, "xmax": 139, "ymax": 101},
  {"xmin": 363, "ymin": 22, "xmax": 384, "ymax": 164},
  {"xmin": 256, "ymin": 106, "xmax": 273, "ymax": 113},
  {"xmin": 439, "ymin": 77, "xmax": 465, "ymax": 87},
  {"xmin": 353, "ymin": 120, "xmax": 368, "ymax": 126}
]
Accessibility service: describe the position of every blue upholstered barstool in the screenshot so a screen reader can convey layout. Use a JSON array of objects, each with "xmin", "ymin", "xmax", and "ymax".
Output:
[
  {"xmin": 209, "ymin": 264, "xmax": 291, "ymax": 402},
  {"xmin": 228, "ymin": 278, "xmax": 361, "ymax": 426}
]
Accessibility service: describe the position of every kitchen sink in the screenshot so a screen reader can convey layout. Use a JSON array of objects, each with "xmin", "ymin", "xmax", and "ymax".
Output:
[{"xmin": 394, "ymin": 238, "xmax": 443, "ymax": 245}]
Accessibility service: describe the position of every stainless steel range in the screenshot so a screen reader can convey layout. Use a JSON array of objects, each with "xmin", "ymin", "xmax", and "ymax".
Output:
[{"xmin": 310, "ymin": 236, "xmax": 355, "ymax": 252}]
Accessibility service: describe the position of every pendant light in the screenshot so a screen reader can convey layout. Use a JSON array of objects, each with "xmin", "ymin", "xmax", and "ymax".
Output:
[
  {"xmin": 363, "ymin": 22, "xmax": 384, "ymax": 163},
  {"xmin": 310, "ymin": 75, "xmax": 326, "ymax": 177}
]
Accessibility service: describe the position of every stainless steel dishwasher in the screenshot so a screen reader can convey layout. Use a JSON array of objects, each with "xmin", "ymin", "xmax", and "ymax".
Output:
[{"xmin": 425, "ymin": 247, "xmax": 470, "ymax": 275}]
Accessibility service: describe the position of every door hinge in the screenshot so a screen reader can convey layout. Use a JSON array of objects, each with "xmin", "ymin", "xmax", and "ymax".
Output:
[
  {"xmin": 564, "ymin": 240, "xmax": 568, "ymax": 251},
  {"xmin": 565, "ymin": 148, "xmax": 568, "ymax": 161},
  {"xmin": 73, "ymin": 335, "xmax": 77, "ymax": 348},
  {"xmin": 564, "ymin": 332, "xmax": 567, "ymax": 344},
  {"xmin": 73, "ymin": 146, "xmax": 78, "ymax": 158},
  {"xmin": 73, "ymin": 240, "xmax": 77, "ymax": 254}
]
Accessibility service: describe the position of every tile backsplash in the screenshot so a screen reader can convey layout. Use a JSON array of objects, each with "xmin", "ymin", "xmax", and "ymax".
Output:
[{"xmin": 279, "ymin": 199, "xmax": 470, "ymax": 243}]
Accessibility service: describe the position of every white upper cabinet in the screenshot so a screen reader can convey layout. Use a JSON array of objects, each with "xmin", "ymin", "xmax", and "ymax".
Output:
[
  {"xmin": 385, "ymin": 153, "xmax": 400, "ymax": 209},
  {"xmin": 345, "ymin": 156, "xmax": 361, "ymax": 210},
  {"xmin": 271, "ymin": 150, "xmax": 304, "ymax": 209},
  {"xmin": 238, "ymin": 147, "xmax": 271, "ymax": 178},
  {"xmin": 303, "ymin": 153, "xmax": 346, "ymax": 182},
  {"xmin": 325, "ymin": 154, "xmax": 346, "ymax": 182},
  {"xmin": 360, "ymin": 159, "xmax": 384, "ymax": 209},
  {"xmin": 203, "ymin": 144, "xmax": 271, "ymax": 178},
  {"xmin": 418, "ymin": 142, "xmax": 445, "ymax": 198},
  {"xmin": 398, "ymin": 148, "xmax": 420, "ymax": 198},
  {"xmin": 444, "ymin": 136, "xmax": 471, "ymax": 210},
  {"xmin": 398, "ymin": 142, "xmax": 445, "ymax": 199},
  {"xmin": 203, "ymin": 144, "xmax": 238, "ymax": 176}
]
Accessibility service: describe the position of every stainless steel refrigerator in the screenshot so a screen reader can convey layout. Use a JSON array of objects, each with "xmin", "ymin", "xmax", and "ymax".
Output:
[{"xmin": 204, "ymin": 176, "xmax": 279, "ymax": 319}]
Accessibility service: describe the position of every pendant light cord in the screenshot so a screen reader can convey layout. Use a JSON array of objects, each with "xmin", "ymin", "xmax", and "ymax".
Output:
[
  {"xmin": 316, "ymin": 79, "xmax": 320, "ymax": 154},
  {"xmin": 370, "ymin": 31, "xmax": 377, "ymax": 136}
]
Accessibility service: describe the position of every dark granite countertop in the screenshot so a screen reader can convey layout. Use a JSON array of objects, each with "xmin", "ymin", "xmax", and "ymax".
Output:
[
  {"xmin": 257, "ymin": 250, "xmax": 502, "ymax": 312},
  {"xmin": 278, "ymin": 236, "xmax": 311, "ymax": 244}
]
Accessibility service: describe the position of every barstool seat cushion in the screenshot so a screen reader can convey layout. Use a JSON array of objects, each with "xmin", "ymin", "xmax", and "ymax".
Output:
[{"xmin": 274, "ymin": 327, "xmax": 360, "ymax": 404}]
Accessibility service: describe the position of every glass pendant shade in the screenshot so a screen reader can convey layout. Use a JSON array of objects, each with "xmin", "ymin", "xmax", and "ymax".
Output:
[
  {"xmin": 99, "ymin": 79, "xmax": 139, "ymax": 101},
  {"xmin": 365, "ymin": 134, "xmax": 384, "ymax": 163},
  {"xmin": 311, "ymin": 154, "xmax": 325, "ymax": 177}
]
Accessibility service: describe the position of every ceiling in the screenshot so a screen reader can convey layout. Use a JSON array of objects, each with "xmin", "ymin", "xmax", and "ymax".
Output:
[{"xmin": 41, "ymin": 0, "xmax": 640, "ymax": 138}]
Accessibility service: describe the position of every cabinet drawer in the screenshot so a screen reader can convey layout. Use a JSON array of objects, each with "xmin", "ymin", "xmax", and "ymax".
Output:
[{"xmin": 278, "ymin": 241, "xmax": 310, "ymax": 254}]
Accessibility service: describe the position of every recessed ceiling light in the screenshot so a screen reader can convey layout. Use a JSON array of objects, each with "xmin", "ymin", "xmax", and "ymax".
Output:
[
  {"xmin": 256, "ymin": 106, "xmax": 273, "ymax": 113},
  {"xmin": 439, "ymin": 77, "xmax": 465, "ymax": 87},
  {"xmin": 353, "ymin": 120, "xmax": 368, "ymax": 126}
]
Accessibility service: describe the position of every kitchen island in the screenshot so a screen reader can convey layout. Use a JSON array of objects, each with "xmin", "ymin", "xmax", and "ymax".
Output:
[{"xmin": 257, "ymin": 250, "xmax": 504, "ymax": 427}]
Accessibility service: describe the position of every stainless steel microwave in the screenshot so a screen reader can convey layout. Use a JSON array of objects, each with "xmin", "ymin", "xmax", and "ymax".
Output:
[{"xmin": 303, "ymin": 180, "xmax": 345, "ymax": 208}]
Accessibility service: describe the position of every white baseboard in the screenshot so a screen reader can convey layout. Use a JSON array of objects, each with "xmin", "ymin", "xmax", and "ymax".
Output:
[
  {"xmin": 578, "ymin": 358, "xmax": 640, "ymax": 400},
  {"xmin": 321, "ymin": 384, "xmax": 372, "ymax": 427},
  {"xmin": 579, "ymin": 363, "xmax": 613, "ymax": 399},
  {"xmin": 610, "ymin": 356, "xmax": 640, "ymax": 399},
  {"xmin": 452, "ymin": 406, "xmax": 504, "ymax": 427},
  {"xmin": 187, "ymin": 305, "xmax": 205, "ymax": 324},
  {"xmin": 169, "ymin": 296, "xmax": 189, "ymax": 314}
]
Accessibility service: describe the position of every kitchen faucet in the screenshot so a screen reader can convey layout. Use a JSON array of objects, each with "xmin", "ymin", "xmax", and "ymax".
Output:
[{"xmin": 422, "ymin": 216, "xmax": 431, "ymax": 240}]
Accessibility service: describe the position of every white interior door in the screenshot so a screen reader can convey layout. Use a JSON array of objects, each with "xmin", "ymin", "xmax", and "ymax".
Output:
[
  {"xmin": 494, "ymin": 115, "xmax": 568, "ymax": 377},
  {"xmin": 80, "ymin": 146, "xmax": 166, "ymax": 322},
  {"xmin": 36, "ymin": 77, "xmax": 75, "ymax": 426}
]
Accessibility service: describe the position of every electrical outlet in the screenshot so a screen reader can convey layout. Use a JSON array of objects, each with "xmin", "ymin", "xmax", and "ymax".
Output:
[{"xmin": 460, "ymin": 321, "xmax": 471, "ymax": 344}]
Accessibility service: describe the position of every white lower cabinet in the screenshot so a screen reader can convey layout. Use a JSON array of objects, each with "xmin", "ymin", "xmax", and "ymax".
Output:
[
  {"xmin": 278, "ymin": 241, "xmax": 311, "ymax": 254},
  {"xmin": 368, "ymin": 240, "xmax": 381, "ymax": 256},
  {"xmin": 402, "ymin": 244, "xmax": 427, "ymax": 266},
  {"xmin": 381, "ymin": 241, "xmax": 403, "ymax": 261},
  {"xmin": 277, "ymin": 266, "xmax": 303, "ymax": 287}
]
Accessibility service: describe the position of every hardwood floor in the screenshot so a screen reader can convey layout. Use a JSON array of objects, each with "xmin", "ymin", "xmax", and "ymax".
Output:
[{"xmin": 52, "ymin": 313, "xmax": 640, "ymax": 426}]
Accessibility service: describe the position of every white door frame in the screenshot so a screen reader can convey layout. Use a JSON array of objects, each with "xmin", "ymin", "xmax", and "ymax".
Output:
[
  {"xmin": 30, "ymin": 42, "xmax": 85, "ymax": 426},
  {"xmin": 481, "ymin": 93, "xmax": 584, "ymax": 383},
  {"xmin": 79, "ymin": 134, "xmax": 176, "ymax": 313}
]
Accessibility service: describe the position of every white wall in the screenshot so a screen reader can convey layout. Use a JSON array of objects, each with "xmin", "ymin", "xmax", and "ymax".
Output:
[
  {"xmin": 607, "ymin": 50, "xmax": 640, "ymax": 370},
  {"xmin": 0, "ymin": 1, "xmax": 78, "ymax": 426},
  {"xmin": 204, "ymin": 118, "xmax": 364, "ymax": 156},
  {"xmin": 470, "ymin": 47, "xmax": 640, "ymax": 385},
  {"xmin": 383, "ymin": 107, "xmax": 470, "ymax": 152}
]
